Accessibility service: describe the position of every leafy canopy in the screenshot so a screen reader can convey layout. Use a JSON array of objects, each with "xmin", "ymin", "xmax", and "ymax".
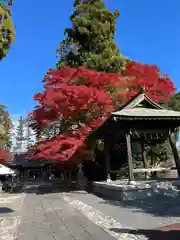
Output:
[
  {"xmin": 29, "ymin": 63, "xmax": 175, "ymax": 164},
  {"xmin": 0, "ymin": 0, "xmax": 15, "ymax": 60},
  {"xmin": 57, "ymin": 0, "xmax": 128, "ymax": 73},
  {"xmin": 0, "ymin": 104, "xmax": 12, "ymax": 148}
]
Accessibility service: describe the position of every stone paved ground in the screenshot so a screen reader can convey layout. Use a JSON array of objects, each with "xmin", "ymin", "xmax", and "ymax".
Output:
[
  {"xmin": 1, "ymin": 187, "xmax": 180, "ymax": 240},
  {"xmin": 17, "ymin": 193, "xmax": 118, "ymax": 240},
  {"xmin": 59, "ymin": 192, "xmax": 140, "ymax": 240},
  {"xmin": 0, "ymin": 192, "xmax": 25, "ymax": 240},
  {"xmin": 60, "ymin": 190, "xmax": 180, "ymax": 239}
]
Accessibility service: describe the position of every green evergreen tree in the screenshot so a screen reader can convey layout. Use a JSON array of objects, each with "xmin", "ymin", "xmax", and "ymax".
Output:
[
  {"xmin": 56, "ymin": 0, "xmax": 128, "ymax": 73},
  {"xmin": 0, "ymin": 105, "xmax": 12, "ymax": 148},
  {"xmin": 167, "ymin": 92, "xmax": 180, "ymax": 143},
  {"xmin": 0, "ymin": 0, "xmax": 15, "ymax": 60},
  {"xmin": 26, "ymin": 121, "xmax": 33, "ymax": 149},
  {"xmin": 0, "ymin": 1, "xmax": 14, "ymax": 147},
  {"xmin": 167, "ymin": 92, "xmax": 180, "ymax": 175},
  {"xmin": 167, "ymin": 92, "xmax": 180, "ymax": 112}
]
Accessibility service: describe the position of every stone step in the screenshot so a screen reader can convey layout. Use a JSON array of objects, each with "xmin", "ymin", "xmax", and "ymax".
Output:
[{"xmin": 92, "ymin": 180, "xmax": 180, "ymax": 201}]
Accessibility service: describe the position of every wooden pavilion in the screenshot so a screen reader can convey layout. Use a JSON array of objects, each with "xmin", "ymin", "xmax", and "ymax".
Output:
[{"xmin": 92, "ymin": 89, "xmax": 180, "ymax": 184}]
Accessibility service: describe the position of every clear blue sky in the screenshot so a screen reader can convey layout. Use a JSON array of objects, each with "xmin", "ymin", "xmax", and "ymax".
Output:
[{"xmin": 0, "ymin": 0, "xmax": 179, "ymax": 117}]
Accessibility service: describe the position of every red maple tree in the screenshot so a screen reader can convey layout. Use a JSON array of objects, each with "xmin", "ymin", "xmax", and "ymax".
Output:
[
  {"xmin": 122, "ymin": 61, "xmax": 175, "ymax": 102},
  {"xmin": 0, "ymin": 148, "xmax": 12, "ymax": 164},
  {"xmin": 29, "ymin": 62, "xmax": 175, "ymax": 164}
]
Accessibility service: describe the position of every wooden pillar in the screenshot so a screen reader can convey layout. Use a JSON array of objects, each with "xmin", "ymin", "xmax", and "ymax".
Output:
[
  {"xmin": 169, "ymin": 132, "xmax": 180, "ymax": 177},
  {"xmin": 141, "ymin": 142, "xmax": 148, "ymax": 179},
  {"xmin": 125, "ymin": 131, "xmax": 135, "ymax": 184},
  {"xmin": 24, "ymin": 169, "xmax": 27, "ymax": 181},
  {"xmin": 68, "ymin": 171, "xmax": 72, "ymax": 183},
  {"xmin": 104, "ymin": 139, "xmax": 111, "ymax": 182},
  {"xmin": 64, "ymin": 171, "xmax": 67, "ymax": 182}
]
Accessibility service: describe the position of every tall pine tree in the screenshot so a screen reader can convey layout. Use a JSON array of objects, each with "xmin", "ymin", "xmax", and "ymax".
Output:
[
  {"xmin": 57, "ymin": 0, "xmax": 128, "ymax": 73},
  {"xmin": 15, "ymin": 116, "xmax": 25, "ymax": 153}
]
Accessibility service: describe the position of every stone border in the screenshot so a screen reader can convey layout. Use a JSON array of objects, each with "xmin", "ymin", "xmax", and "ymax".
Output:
[{"xmin": 92, "ymin": 180, "xmax": 180, "ymax": 201}]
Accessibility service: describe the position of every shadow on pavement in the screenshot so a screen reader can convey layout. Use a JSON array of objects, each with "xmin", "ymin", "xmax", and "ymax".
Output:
[
  {"xmin": 0, "ymin": 207, "xmax": 14, "ymax": 214},
  {"xmin": 96, "ymin": 187, "xmax": 180, "ymax": 217},
  {"xmin": 110, "ymin": 227, "xmax": 180, "ymax": 240},
  {"xmin": 7, "ymin": 181, "xmax": 88, "ymax": 195}
]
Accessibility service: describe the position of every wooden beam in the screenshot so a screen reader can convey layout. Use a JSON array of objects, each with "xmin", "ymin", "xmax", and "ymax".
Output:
[
  {"xmin": 111, "ymin": 128, "xmax": 171, "ymax": 137},
  {"xmin": 132, "ymin": 167, "xmax": 169, "ymax": 173},
  {"xmin": 134, "ymin": 129, "xmax": 171, "ymax": 134}
]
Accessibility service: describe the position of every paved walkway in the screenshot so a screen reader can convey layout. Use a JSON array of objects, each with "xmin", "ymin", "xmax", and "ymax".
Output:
[
  {"xmin": 1, "ymin": 188, "xmax": 180, "ymax": 240},
  {"xmin": 61, "ymin": 190, "xmax": 180, "ymax": 239},
  {"xmin": 17, "ymin": 193, "xmax": 117, "ymax": 240},
  {"xmin": 0, "ymin": 193, "xmax": 25, "ymax": 240},
  {"xmin": 63, "ymin": 190, "xmax": 180, "ymax": 229}
]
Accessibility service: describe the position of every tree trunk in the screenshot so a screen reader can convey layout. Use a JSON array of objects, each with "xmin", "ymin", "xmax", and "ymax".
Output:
[{"xmin": 169, "ymin": 135, "xmax": 180, "ymax": 177}]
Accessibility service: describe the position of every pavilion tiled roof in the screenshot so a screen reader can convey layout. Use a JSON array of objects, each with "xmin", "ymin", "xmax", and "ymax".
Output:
[
  {"xmin": 111, "ymin": 90, "xmax": 180, "ymax": 120},
  {"xmin": 112, "ymin": 107, "xmax": 180, "ymax": 120}
]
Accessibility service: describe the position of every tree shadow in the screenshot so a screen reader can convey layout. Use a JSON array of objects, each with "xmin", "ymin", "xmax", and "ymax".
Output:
[
  {"xmin": 110, "ymin": 227, "xmax": 180, "ymax": 240},
  {"xmin": 0, "ymin": 207, "xmax": 14, "ymax": 214},
  {"xmin": 96, "ymin": 187, "xmax": 180, "ymax": 217},
  {"xmin": 23, "ymin": 186, "xmax": 76, "ymax": 195},
  {"xmin": 9, "ymin": 181, "xmax": 88, "ymax": 195}
]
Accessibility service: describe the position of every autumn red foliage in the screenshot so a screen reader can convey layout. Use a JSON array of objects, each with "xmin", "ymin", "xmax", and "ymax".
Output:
[
  {"xmin": 122, "ymin": 62, "xmax": 175, "ymax": 102},
  {"xmin": 0, "ymin": 148, "xmax": 12, "ymax": 164},
  {"xmin": 29, "ymin": 62, "xmax": 175, "ymax": 164}
]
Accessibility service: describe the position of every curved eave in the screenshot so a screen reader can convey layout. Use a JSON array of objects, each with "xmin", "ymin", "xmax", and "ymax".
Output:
[{"xmin": 112, "ymin": 116, "xmax": 180, "ymax": 121}]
